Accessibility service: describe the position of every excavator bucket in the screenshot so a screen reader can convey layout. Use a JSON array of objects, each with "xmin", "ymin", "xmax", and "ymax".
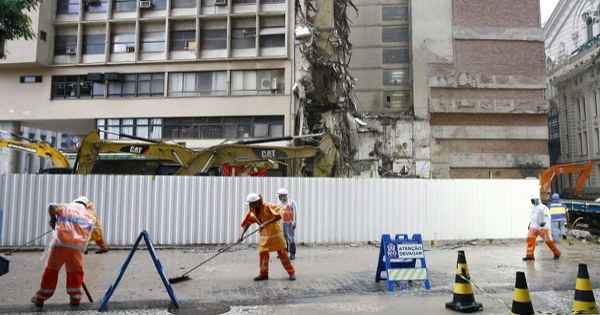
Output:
[{"xmin": 0, "ymin": 256, "xmax": 9, "ymax": 276}]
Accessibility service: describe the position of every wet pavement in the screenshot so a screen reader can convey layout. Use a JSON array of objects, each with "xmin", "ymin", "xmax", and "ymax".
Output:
[{"xmin": 0, "ymin": 239, "xmax": 599, "ymax": 314}]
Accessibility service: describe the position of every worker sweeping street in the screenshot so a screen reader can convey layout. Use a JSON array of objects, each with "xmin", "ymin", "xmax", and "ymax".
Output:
[
  {"xmin": 31, "ymin": 198, "xmax": 96, "ymax": 308},
  {"xmin": 523, "ymin": 196, "xmax": 561, "ymax": 261},
  {"xmin": 240, "ymin": 193, "xmax": 296, "ymax": 281},
  {"xmin": 548, "ymin": 193, "xmax": 567, "ymax": 243},
  {"xmin": 74, "ymin": 197, "xmax": 109, "ymax": 254},
  {"xmin": 277, "ymin": 188, "xmax": 297, "ymax": 260}
]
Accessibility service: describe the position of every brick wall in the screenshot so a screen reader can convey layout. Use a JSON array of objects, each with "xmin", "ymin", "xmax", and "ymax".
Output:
[
  {"xmin": 430, "ymin": 114, "xmax": 548, "ymax": 126},
  {"xmin": 454, "ymin": 40, "xmax": 545, "ymax": 78},
  {"xmin": 453, "ymin": 0, "xmax": 540, "ymax": 28},
  {"xmin": 439, "ymin": 139, "xmax": 548, "ymax": 154}
]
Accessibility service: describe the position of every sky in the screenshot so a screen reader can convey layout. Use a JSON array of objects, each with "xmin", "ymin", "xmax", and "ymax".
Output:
[{"xmin": 541, "ymin": 0, "xmax": 561, "ymax": 24}]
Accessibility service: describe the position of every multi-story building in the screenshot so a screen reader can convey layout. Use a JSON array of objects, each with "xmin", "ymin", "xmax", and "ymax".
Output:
[
  {"xmin": 545, "ymin": 0, "xmax": 600, "ymax": 194},
  {"xmin": 350, "ymin": 0, "xmax": 548, "ymax": 178},
  {"xmin": 0, "ymin": 0, "xmax": 548, "ymax": 179},
  {"xmin": 0, "ymin": 0, "xmax": 291, "ymax": 173}
]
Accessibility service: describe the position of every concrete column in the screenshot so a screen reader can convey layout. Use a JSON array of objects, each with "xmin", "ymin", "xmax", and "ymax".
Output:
[{"xmin": 0, "ymin": 121, "xmax": 21, "ymax": 174}]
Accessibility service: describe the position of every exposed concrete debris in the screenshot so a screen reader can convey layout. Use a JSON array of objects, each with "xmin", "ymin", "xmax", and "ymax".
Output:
[{"xmin": 294, "ymin": 0, "xmax": 358, "ymax": 177}]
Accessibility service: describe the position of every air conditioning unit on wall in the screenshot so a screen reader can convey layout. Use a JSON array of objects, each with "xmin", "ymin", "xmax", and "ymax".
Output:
[
  {"xmin": 139, "ymin": 0, "xmax": 152, "ymax": 8},
  {"xmin": 260, "ymin": 78, "xmax": 278, "ymax": 91},
  {"xmin": 65, "ymin": 47, "xmax": 77, "ymax": 55},
  {"xmin": 184, "ymin": 40, "xmax": 196, "ymax": 50}
]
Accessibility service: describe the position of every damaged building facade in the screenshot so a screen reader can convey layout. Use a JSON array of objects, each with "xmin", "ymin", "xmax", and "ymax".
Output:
[
  {"xmin": 0, "ymin": 0, "xmax": 548, "ymax": 178},
  {"xmin": 545, "ymin": 0, "xmax": 600, "ymax": 193},
  {"xmin": 294, "ymin": 0, "xmax": 548, "ymax": 178}
]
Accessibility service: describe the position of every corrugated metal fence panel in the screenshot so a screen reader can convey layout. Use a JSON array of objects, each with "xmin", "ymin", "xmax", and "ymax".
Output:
[{"xmin": 0, "ymin": 175, "xmax": 536, "ymax": 246}]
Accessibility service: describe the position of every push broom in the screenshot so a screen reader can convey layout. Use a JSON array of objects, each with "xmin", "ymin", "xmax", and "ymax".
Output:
[{"xmin": 169, "ymin": 217, "xmax": 278, "ymax": 284}]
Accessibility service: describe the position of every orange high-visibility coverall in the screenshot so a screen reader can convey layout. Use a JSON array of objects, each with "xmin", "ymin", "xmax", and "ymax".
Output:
[
  {"xmin": 87, "ymin": 203, "xmax": 108, "ymax": 251},
  {"xmin": 33, "ymin": 202, "xmax": 96, "ymax": 305},
  {"xmin": 241, "ymin": 203, "xmax": 294, "ymax": 277}
]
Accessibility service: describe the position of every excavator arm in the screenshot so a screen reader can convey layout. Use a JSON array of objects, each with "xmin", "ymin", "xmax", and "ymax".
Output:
[
  {"xmin": 0, "ymin": 138, "xmax": 70, "ymax": 169},
  {"xmin": 175, "ymin": 133, "xmax": 338, "ymax": 176},
  {"xmin": 73, "ymin": 130, "xmax": 195, "ymax": 174},
  {"xmin": 539, "ymin": 161, "xmax": 593, "ymax": 199}
]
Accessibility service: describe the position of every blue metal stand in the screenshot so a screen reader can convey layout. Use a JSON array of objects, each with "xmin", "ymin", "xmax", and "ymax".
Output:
[
  {"xmin": 98, "ymin": 230, "xmax": 179, "ymax": 312},
  {"xmin": 375, "ymin": 233, "xmax": 431, "ymax": 292}
]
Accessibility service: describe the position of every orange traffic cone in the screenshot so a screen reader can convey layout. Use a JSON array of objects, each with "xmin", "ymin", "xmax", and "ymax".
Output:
[
  {"xmin": 510, "ymin": 271, "xmax": 534, "ymax": 315},
  {"xmin": 572, "ymin": 264, "xmax": 599, "ymax": 314},
  {"xmin": 445, "ymin": 250, "xmax": 483, "ymax": 312}
]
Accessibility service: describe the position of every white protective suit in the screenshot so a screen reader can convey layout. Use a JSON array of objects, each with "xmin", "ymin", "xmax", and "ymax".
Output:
[{"xmin": 530, "ymin": 203, "xmax": 551, "ymax": 229}]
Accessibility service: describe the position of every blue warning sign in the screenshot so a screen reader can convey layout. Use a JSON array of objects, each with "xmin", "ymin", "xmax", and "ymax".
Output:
[{"xmin": 375, "ymin": 234, "xmax": 431, "ymax": 292}]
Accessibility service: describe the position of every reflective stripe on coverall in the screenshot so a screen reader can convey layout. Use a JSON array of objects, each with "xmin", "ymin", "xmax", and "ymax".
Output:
[
  {"xmin": 35, "ymin": 202, "xmax": 95, "ymax": 303},
  {"xmin": 241, "ymin": 202, "xmax": 294, "ymax": 277}
]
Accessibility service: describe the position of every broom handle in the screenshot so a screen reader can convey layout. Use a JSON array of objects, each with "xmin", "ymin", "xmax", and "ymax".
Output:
[
  {"xmin": 4, "ymin": 231, "xmax": 53, "ymax": 255},
  {"xmin": 180, "ymin": 227, "xmax": 261, "ymax": 277},
  {"xmin": 180, "ymin": 217, "xmax": 280, "ymax": 277}
]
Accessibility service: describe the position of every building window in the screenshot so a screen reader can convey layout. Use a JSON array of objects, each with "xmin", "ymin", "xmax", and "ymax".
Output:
[
  {"xmin": 137, "ymin": 73, "xmax": 165, "ymax": 96},
  {"xmin": 233, "ymin": 0, "xmax": 256, "ymax": 4},
  {"xmin": 170, "ymin": 30, "xmax": 196, "ymax": 51},
  {"xmin": 579, "ymin": 133, "xmax": 583, "ymax": 156},
  {"xmin": 383, "ymin": 69, "xmax": 410, "ymax": 86},
  {"xmin": 581, "ymin": 96, "xmax": 587, "ymax": 121},
  {"xmin": 97, "ymin": 118, "xmax": 163, "ymax": 139},
  {"xmin": 383, "ymin": 48, "xmax": 409, "ymax": 64},
  {"xmin": 382, "ymin": 6, "xmax": 408, "ymax": 21},
  {"xmin": 83, "ymin": 34, "xmax": 105, "ymax": 54},
  {"xmin": 111, "ymin": 33, "xmax": 135, "ymax": 53},
  {"xmin": 201, "ymin": 29, "xmax": 227, "ymax": 50},
  {"xmin": 232, "ymin": 27, "xmax": 256, "ymax": 49},
  {"xmin": 231, "ymin": 69, "xmax": 284, "ymax": 95},
  {"xmin": 163, "ymin": 116, "xmax": 284, "ymax": 140},
  {"xmin": 152, "ymin": 0, "xmax": 167, "ymax": 9},
  {"xmin": 51, "ymin": 75, "xmax": 105, "ymax": 99},
  {"xmin": 85, "ymin": 0, "xmax": 108, "ymax": 13},
  {"xmin": 113, "ymin": 0, "xmax": 136, "ymax": 12},
  {"xmin": 595, "ymin": 90, "xmax": 599, "ymax": 117},
  {"xmin": 594, "ymin": 128, "xmax": 600, "ymax": 154},
  {"xmin": 57, "ymin": 0, "xmax": 80, "ymax": 14},
  {"xmin": 259, "ymin": 16, "xmax": 285, "ymax": 48},
  {"xmin": 168, "ymin": 71, "xmax": 227, "ymax": 96},
  {"xmin": 382, "ymin": 26, "xmax": 409, "ymax": 43},
  {"xmin": 107, "ymin": 74, "xmax": 137, "ymax": 97},
  {"xmin": 141, "ymin": 31, "xmax": 165, "ymax": 53},
  {"xmin": 261, "ymin": 0, "xmax": 285, "ymax": 3},
  {"xmin": 584, "ymin": 131, "xmax": 589, "ymax": 156},
  {"xmin": 172, "ymin": 0, "xmax": 196, "ymax": 8},
  {"xmin": 54, "ymin": 35, "xmax": 77, "ymax": 55}
]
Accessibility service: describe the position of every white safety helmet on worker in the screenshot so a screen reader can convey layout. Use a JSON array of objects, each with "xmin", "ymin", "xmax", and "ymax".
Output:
[
  {"xmin": 73, "ymin": 196, "xmax": 90, "ymax": 207},
  {"xmin": 277, "ymin": 188, "xmax": 288, "ymax": 196},
  {"xmin": 246, "ymin": 193, "xmax": 260, "ymax": 203}
]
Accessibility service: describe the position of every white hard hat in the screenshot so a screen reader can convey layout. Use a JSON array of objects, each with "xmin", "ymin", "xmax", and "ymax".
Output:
[
  {"xmin": 73, "ymin": 196, "xmax": 90, "ymax": 207},
  {"xmin": 277, "ymin": 188, "xmax": 289, "ymax": 195},
  {"xmin": 246, "ymin": 193, "xmax": 260, "ymax": 203}
]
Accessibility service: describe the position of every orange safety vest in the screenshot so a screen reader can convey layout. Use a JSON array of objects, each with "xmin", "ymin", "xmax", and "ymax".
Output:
[{"xmin": 50, "ymin": 203, "xmax": 96, "ymax": 251}]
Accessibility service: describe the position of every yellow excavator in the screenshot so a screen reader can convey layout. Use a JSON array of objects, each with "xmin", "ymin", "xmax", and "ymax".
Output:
[
  {"xmin": 0, "ymin": 131, "xmax": 71, "ymax": 173},
  {"xmin": 73, "ymin": 130, "xmax": 338, "ymax": 177}
]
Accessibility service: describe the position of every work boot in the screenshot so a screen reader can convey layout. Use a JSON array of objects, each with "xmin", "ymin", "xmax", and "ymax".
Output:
[
  {"xmin": 69, "ymin": 298, "xmax": 80, "ymax": 307},
  {"xmin": 254, "ymin": 275, "xmax": 268, "ymax": 281},
  {"xmin": 290, "ymin": 254, "xmax": 295, "ymax": 260},
  {"xmin": 522, "ymin": 256, "xmax": 535, "ymax": 261},
  {"xmin": 289, "ymin": 274, "xmax": 296, "ymax": 281},
  {"xmin": 30, "ymin": 297, "xmax": 43, "ymax": 308},
  {"xmin": 554, "ymin": 254, "xmax": 561, "ymax": 260},
  {"xmin": 96, "ymin": 248, "xmax": 109, "ymax": 254}
]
